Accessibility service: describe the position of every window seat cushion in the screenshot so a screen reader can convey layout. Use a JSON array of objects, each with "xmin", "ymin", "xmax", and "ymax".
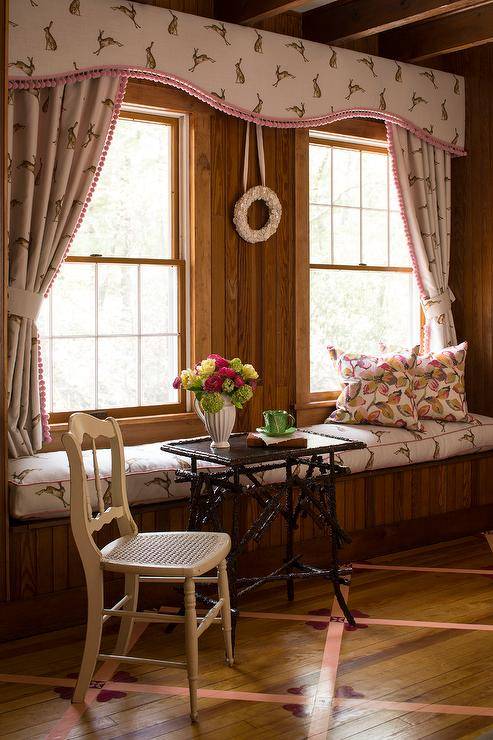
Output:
[
  {"xmin": 8, "ymin": 414, "xmax": 493, "ymax": 521},
  {"xmin": 316, "ymin": 413, "xmax": 493, "ymax": 474}
]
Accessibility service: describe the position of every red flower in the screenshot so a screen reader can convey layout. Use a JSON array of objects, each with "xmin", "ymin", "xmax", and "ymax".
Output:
[
  {"xmin": 208, "ymin": 354, "xmax": 229, "ymax": 369},
  {"xmin": 234, "ymin": 375, "xmax": 244, "ymax": 387},
  {"xmin": 218, "ymin": 367, "xmax": 236, "ymax": 378},
  {"xmin": 172, "ymin": 376, "xmax": 182, "ymax": 389},
  {"xmin": 204, "ymin": 373, "xmax": 223, "ymax": 392}
]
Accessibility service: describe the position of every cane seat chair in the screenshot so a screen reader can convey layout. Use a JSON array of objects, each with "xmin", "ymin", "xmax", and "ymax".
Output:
[{"xmin": 62, "ymin": 413, "xmax": 233, "ymax": 722}]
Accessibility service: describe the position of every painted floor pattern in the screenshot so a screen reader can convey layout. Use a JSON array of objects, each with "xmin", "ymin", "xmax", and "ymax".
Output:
[{"xmin": 1, "ymin": 534, "xmax": 493, "ymax": 738}]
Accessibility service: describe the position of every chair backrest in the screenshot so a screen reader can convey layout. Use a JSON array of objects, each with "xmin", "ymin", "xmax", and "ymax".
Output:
[{"xmin": 62, "ymin": 413, "xmax": 138, "ymax": 570}]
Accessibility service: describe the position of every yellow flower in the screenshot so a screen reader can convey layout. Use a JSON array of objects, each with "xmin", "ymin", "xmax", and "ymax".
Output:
[
  {"xmin": 198, "ymin": 358, "xmax": 216, "ymax": 377},
  {"xmin": 242, "ymin": 363, "xmax": 258, "ymax": 380},
  {"xmin": 180, "ymin": 369, "xmax": 194, "ymax": 389}
]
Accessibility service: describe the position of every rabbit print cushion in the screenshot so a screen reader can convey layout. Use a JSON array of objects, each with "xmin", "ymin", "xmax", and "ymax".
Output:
[
  {"xmin": 413, "ymin": 342, "xmax": 470, "ymax": 422},
  {"xmin": 327, "ymin": 346, "xmax": 423, "ymax": 431}
]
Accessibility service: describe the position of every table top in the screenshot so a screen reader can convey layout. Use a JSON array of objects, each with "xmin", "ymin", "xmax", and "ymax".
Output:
[{"xmin": 160, "ymin": 430, "xmax": 366, "ymax": 467}]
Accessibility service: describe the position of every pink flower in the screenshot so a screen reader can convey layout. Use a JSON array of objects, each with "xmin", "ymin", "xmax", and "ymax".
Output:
[
  {"xmin": 234, "ymin": 375, "xmax": 244, "ymax": 387},
  {"xmin": 204, "ymin": 373, "xmax": 223, "ymax": 392},
  {"xmin": 172, "ymin": 376, "xmax": 182, "ymax": 389},
  {"xmin": 218, "ymin": 367, "xmax": 236, "ymax": 379},
  {"xmin": 249, "ymin": 380, "xmax": 258, "ymax": 390},
  {"xmin": 208, "ymin": 354, "xmax": 229, "ymax": 369}
]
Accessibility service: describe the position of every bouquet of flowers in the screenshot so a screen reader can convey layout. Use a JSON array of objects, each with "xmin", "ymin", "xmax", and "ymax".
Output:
[{"xmin": 173, "ymin": 354, "xmax": 259, "ymax": 413}]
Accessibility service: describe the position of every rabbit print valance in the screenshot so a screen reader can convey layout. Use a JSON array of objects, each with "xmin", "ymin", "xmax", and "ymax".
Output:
[{"xmin": 9, "ymin": 0, "xmax": 465, "ymax": 154}]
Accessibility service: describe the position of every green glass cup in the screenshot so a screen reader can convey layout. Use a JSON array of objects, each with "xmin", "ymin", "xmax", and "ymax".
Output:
[{"xmin": 263, "ymin": 409, "xmax": 295, "ymax": 435}]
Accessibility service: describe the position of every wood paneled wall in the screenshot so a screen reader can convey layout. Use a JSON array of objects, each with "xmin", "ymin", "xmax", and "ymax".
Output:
[{"xmin": 209, "ymin": 11, "xmax": 301, "ymax": 433}]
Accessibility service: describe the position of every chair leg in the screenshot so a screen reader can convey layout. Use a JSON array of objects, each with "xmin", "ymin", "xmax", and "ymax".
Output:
[
  {"xmin": 218, "ymin": 559, "xmax": 234, "ymax": 666},
  {"xmin": 114, "ymin": 574, "xmax": 139, "ymax": 656},
  {"xmin": 184, "ymin": 577, "xmax": 199, "ymax": 722},
  {"xmin": 73, "ymin": 573, "xmax": 104, "ymax": 703}
]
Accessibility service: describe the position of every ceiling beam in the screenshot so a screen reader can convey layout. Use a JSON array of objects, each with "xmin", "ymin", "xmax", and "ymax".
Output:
[
  {"xmin": 379, "ymin": 2, "xmax": 493, "ymax": 61},
  {"xmin": 302, "ymin": 0, "xmax": 493, "ymax": 44},
  {"xmin": 214, "ymin": 0, "xmax": 312, "ymax": 25}
]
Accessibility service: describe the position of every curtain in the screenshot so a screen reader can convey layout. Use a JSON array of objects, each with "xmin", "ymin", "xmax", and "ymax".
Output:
[
  {"xmin": 387, "ymin": 123, "xmax": 457, "ymax": 352},
  {"xmin": 7, "ymin": 75, "xmax": 125, "ymax": 458}
]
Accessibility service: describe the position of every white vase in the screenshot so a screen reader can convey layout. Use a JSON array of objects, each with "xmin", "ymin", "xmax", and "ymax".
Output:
[{"xmin": 194, "ymin": 395, "xmax": 236, "ymax": 449}]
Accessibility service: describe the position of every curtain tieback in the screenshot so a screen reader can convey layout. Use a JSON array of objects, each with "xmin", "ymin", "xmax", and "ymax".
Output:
[
  {"xmin": 8, "ymin": 287, "xmax": 44, "ymax": 321},
  {"xmin": 423, "ymin": 289, "xmax": 454, "ymax": 322}
]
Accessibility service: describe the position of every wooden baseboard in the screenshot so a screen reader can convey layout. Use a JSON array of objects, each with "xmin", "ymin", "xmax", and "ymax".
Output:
[{"xmin": 3, "ymin": 502, "xmax": 493, "ymax": 642}]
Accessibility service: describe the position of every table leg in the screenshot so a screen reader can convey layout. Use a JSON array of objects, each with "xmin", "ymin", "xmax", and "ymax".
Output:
[
  {"xmin": 327, "ymin": 457, "xmax": 355, "ymax": 628},
  {"xmin": 285, "ymin": 467, "xmax": 295, "ymax": 602}
]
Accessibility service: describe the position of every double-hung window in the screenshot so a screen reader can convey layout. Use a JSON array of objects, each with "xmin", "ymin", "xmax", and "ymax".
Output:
[
  {"xmin": 309, "ymin": 132, "xmax": 421, "ymax": 396},
  {"xmin": 38, "ymin": 107, "xmax": 187, "ymax": 421}
]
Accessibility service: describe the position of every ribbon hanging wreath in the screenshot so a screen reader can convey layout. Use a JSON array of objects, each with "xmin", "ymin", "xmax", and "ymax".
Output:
[{"xmin": 233, "ymin": 123, "xmax": 282, "ymax": 244}]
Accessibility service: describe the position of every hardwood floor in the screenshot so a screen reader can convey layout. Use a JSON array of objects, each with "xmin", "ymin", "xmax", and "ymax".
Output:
[{"xmin": 1, "ymin": 536, "xmax": 493, "ymax": 738}]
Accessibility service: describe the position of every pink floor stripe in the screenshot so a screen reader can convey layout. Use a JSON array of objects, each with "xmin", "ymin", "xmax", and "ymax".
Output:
[
  {"xmin": 363, "ymin": 617, "xmax": 493, "ymax": 631},
  {"xmin": 307, "ymin": 589, "xmax": 348, "ymax": 738},
  {"xmin": 105, "ymin": 680, "xmax": 308, "ymax": 705},
  {"xmin": 353, "ymin": 562, "xmax": 493, "ymax": 576},
  {"xmin": 334, "ymin": 696, "xmax": 493, "ymax": 718},
  {"xmin": 46, "ymin": 620, "xmax": 149, "ymax": 740},
  {"xmin": 241, "ymin": 610, "xmax": 493, "ymax": 632}
]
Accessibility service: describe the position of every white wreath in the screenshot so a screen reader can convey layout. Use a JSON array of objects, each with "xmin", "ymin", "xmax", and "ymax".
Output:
[{"xmin": 233, "ymin": 185, "xmax": 282, "ymax": 244}]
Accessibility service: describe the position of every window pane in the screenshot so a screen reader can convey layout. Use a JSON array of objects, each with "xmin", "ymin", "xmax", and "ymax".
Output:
[
  {"xmin": 141, "ymin": 265, "xmax": 178, "ymax": 335},
  {"xmin": 332, "ymin": 207, "xmax": 360, "ymax": 264},
  {"xmin": 52, "ymin": 338, "xmax": 95, "ymax": 411},
  {"xmin": 51, "ymin": 263, "xmax": 95, "ymax": 337},
  {"xmin": 98, "ymin": 264, "xmax": 138, "ymax": 336},
  {"xmin": 98, "ymin": 337, "xmax": 138, "ymax": 408},
  {"xmin": 310, "ymin": 269, "xmax": 420, "ymax": 391},
  {"xmin": 362, "ymin": 151, "xmax": 387, "ymax": 209},
  {"xmin": 71, "ymin": 117, "xmax": 173, "ymax": 258},
  {"xmin": 141, "ymin": 336, "xmax": 179, "ymax": 406},
  {"xmin": 309, "ymin": 205, "xmax": 331, "ymax": 263},
  {"xmin": 362, "ymin": 210, "xmax": 388, "ymax": 266},
  {"xmin": 309, "ymin": 144, "xmax": 331, "ymax": 204},
  {"xmin": 332, "ymin": 148, "xmax": 360, "ymax": 206},
  {"xmin": 390, "ymin": 211, "xmax": 411, "ymax": 267}
]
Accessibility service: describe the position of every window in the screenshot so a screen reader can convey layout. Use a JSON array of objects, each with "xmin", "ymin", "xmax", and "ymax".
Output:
[
  {"xmin": 38, "ymin": 108, "xmax": 187, "ymax": 421},
  {"xmin": 309, "ymin": 133, "xmax": 421, "ymax": 395}
]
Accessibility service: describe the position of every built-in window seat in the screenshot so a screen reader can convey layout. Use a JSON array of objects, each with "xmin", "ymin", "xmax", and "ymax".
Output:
[{"xmin": 8, "ymin": 414, "xmax": 493, "ymax": 521}]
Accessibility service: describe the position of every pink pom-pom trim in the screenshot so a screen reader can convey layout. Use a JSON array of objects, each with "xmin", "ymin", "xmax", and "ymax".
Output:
[{"xmin": 9, "ymin": 65, "xmax": 466, "ymax": 156}]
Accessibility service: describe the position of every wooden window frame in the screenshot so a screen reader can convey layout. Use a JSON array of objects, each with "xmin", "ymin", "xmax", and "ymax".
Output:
[
  {"xmin": 46, "ymin": 110, "xmax": 186, "ymax": 424},
  {"xmin": 295, "ymin": 122, "xmax": 422, "ymax": 427}
]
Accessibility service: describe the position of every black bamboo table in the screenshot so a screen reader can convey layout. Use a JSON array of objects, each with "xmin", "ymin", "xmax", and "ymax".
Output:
[{"xmin": 161, "ymin": 430, "xmax": 366, "ymax": 647}]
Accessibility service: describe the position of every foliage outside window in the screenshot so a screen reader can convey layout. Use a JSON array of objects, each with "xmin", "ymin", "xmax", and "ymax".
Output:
[
  {"xmin": 38, "ymin": 110, "xmax": 186, "ymax": 420},
  {"xmin": 309, "ymin": 135, "xmax": 421, "ymax": 395}
]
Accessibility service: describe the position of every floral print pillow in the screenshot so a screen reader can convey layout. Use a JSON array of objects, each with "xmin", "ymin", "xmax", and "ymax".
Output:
[
  {"xmin": 327, "ymin": 347, "xmax": 423, "ymax": 430},
  {"xmin": 414, "ymin": 342, "xmax": 470, "ymax": 422}
]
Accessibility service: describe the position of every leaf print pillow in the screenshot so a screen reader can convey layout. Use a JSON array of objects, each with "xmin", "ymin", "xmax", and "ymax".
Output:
[
  {"xmin": 414, "ymin": 342, "xmax": 470, "ymax": 422},
  {"xmin": 328, "ymin": 345, "xmax": 421, "ymax": 386},
  {"xmin": 327, "ymin": 346, "xmax": 422, "ymax": 430}
]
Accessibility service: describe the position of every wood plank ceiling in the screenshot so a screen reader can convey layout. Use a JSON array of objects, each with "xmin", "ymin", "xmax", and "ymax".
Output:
[{"xmin": 214, "ymin": 0, "xmax": 493, "ymax": 61}]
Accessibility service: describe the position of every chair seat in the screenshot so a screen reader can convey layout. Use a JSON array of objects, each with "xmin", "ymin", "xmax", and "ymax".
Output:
[{"xmin": 101, "ymin": 531, "xmax": 231, "ymax": 577}]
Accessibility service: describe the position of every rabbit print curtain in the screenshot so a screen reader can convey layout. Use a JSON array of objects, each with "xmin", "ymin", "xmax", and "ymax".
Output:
[{"xmin": 9, "ymin": 0, "xmax": 465, "ymax": 155}]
